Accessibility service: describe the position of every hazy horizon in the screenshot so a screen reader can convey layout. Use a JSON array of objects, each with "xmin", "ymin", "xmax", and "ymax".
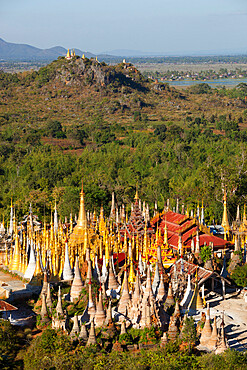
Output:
[{"xmin": 1, "ymin": 0, "xmax": 247, "ymax": 55}]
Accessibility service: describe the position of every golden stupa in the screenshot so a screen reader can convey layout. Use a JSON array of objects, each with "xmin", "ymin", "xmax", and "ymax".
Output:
[
  {"xmin": 69, "ymin": 180, "xmax": 87, "ymax": 248},
  {"xmin": 221, "ymin": 189, "xmax": 230, "ymax": 231}
]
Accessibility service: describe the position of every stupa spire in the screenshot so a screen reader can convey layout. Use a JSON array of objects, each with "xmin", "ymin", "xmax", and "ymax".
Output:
[
  {"xmin": 156, "ymin": 272, "xmax": 166, "ymax": 302},
  {"xmin": 54, "ymin": 201, "xmax": 58, "ymax": 234},
  {"xmin": 56, "ymin": 286, "xmax": 64, "ymax": 316},
  {"xmin": 11, "ymin": 234, "xmax": 20, "ymax": 271},
  {"xmin": 143, "ymin": 263, "xmax": 154, "ymax": 302},
  {"xmin": 164, "ymin": 219, "xmax": 168, "ymax": 245},
  {"xmin": 88, "ymin": 280, "xmax": 96, "ymax": 318},
  {"xmin": 200, "ymin": 303, "xmax": 212, "ymax": 346},
  {"xmin": 86, "ymin": 257, "xmax": 93, "ymax": 283},
  {"xmin": 66, "ymin": 49, "xmax": 71, "ymax": 59},
  {"xmin": 107, "ymin": 256, "xmax": 119, "ymax": 291},
  {"xmin": 201, "ymin": 200, "xmax": 205, "ymax": 225},
  {"xmin": 86, "ymin": 319, "xmax": 96, "ymax": 346},
  {"xmin": 164, "ymin": 283, "xmax": 175, "ymax": 308},
  {"xmin": 79, "ymin": 324, "xmax": 88, "ymax": 342},
  {"xmin": 109, "ymin": 192, "xmax": 115, "ymax": 220},
  {"xmin": 70, "ymin": 256, "xmax": 83, "ymax": 302},
  {"xmin": 24, "ymin": 241, "xmax": 36, "ymax": 280},
  {"xmin": 215, "ymin": 315, "xmax": 228, "ymax": 354},
  {"xmin": 118, "ymin": 269, "xmax": 130, "ymax": 314},
  {"xmin": 70, "ymin": 315, "xmax": 80, "ymax": 338},
  {"xmin": 188, "ymin": 272, "xmax": 203, "ymax": 312},
  {"xmin": 152, "ymin": 261, "xmax": 160, "ymax": 295},
  {"xmin": 128, "ymin": 257, "xmax": 135, "ymax": 285},
  {"xmin": 94, "ymin": 289, "xmax": 106, "ymax": 327},
  {"xmin": 62, "ymin": 242, "xmax": 73, "ymax": 280},
  {"xmin": 208, "ymin": 316, "xmax": 218, "ymax": 350},
  {"xmin": 77, "ymin": 179, "xmax": 87, "ymax": 230},
  {"xmin": 132, "ymin": 268, "xmax": 141, "ymax": 306},
  {"xmin": 40, "ymin": 293, "xmax": 50, "ymax": 322},
  {"xmin": 46, "ymin": 283, "xmax": 52, "ymax": 312},
  {"xmin": 221, "ymin": 188, "xmax": 229, "ymax": 234},
  {"xmin": 9, "ymin": 198, "xmax": 14, "ymax": 235}
]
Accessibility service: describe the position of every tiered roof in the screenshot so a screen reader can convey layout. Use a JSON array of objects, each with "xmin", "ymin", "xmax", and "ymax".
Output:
[
  {"xmin": 170, "ymin": 258, "xmax": 231, "ymax": 285},
  {"xmin": 0, "ymin": 300, "xmax": 17, "ymax": 311},
  {"xmin": 120, "ymin": 193, "xmax": 152, "ymax": 239},
  {"xmin": 152, "ymin": 210, "xmax": 229, "ymax": 251}
]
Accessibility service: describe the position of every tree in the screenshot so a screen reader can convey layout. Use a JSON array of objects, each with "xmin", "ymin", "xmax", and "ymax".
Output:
[
  {"xmin": 133, "ymin": 111, "xmax": 141, "ymax": 122},
  {"xmin": 200, "ymin": 245, "xmax": 212, "ymax": 263},
  {"xmin": 189, "ymin": 83, "xmax": 212, "ymax": 94},
  {"xmin": 231, "ymin": 264, "xmax": 247, "ymax": 287},
  {"xmin": 154, "ymin": 124, "xmax": 167, "ymax": 141},
  {"xmin": 180, "ymin": 317, "xmax": 197, "ymax": 353},
  {"xmin": 46, "ymin": 120, "xmax": 66, "ymax": 138},
  {"xmin": 142, "ymin": 113, "xmax": 148, "ymax": 123}
]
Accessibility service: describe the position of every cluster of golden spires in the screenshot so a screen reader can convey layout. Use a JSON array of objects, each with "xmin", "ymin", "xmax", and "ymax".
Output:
[
  {"xmin": 3, "ymin": 181, "xmax": 162, "ymax": 281},
  {"xmin": 65, "ymin": 49, "xmax": 99, "ymax": 62},
  {"xmin": 3, "ymin": 180, "xmax": 247, "ymax": 281},
  {"xmin": 65, "ymin": 48, "xmax": 76, "ymax": 59}
]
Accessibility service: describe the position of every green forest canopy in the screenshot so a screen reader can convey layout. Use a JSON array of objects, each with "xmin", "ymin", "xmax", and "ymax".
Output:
[{"xmin": 1, "ymin": 59, "xmax": 247, "ymax": 224}]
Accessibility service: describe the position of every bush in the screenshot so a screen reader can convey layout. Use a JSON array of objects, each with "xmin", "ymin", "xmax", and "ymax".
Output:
[
  {"xmin": 134, "ymin": 111, "xmax": 142, "ymax": 122},
  {"xmin": 231, "ymin": 264, "xmax": 247, "ymax": 287},
  {"xmin": 154, "ymin": 124, "xmax": 167, "ymax": 141},
  {"xmin": 189, "ymin": 83, "xmax": 212, "ymax": 94},
  {"xmin": 24, "ymin": 329, "xmax": 73, "ymax": 370},
  {"xmin": 0, "ymin": 320, "xmax": 22, "ymax": 369},
  {"xmin": 46, "ymin": 120, "xmax": 66, "ymax": 138},
  {"xmin": 200, "ymin": 245, "xmax": 212, "ymax": 263},
  {"xmin": 180, "ymin": 317, "xmax": 197, "ymax": 353}
]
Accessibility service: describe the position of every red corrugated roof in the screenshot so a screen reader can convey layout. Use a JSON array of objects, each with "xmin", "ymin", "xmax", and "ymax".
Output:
[
  {"xmin": 98, "ymin": 252, "xmax": 126, "ymax": 266},
  {"xmin": 0, "ymin": 300, "xmax": 17, "ymax": 311},
  {"xmin": 154, "ymin": 211, "xmax": 229, "ymax": 250},
  {"xmin": 192, "ymin": 234, "xmax": 227, "ymax": 246},
  {"xmin": 161, "ymin": 211, "xmax": 189, "ymax": 225},
  {"xmin": 170, "ymin": 259, "xmax": 213, "ymax": 283}
]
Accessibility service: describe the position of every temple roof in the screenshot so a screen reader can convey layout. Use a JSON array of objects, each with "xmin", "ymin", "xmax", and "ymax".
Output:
[
  {"xmin": 0, "ymin": 300, "xmax": 18, "ymax": 312},
  {"xmin": 120, "ymin": 198, "xmax": 152, "ymax": 238},
  {"xmin": 170, "ymin": 258, "xmax": 231, "ymax": 285},
  {"xmin": 152, "ymin": 210, "xmax": 229, "ymax": 250}
]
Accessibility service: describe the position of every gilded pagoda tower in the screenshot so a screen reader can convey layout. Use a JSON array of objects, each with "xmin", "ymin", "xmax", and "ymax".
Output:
[
  {"xmin": 69, "ymin": 180, "xmax": 87, "ymax": 249},
  {"xmin": 221, "ymin": 190, "xmax": 230, "ymax": 239}
]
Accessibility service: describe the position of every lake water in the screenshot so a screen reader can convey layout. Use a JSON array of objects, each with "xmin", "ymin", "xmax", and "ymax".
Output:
[{"xmin": 162, "ymin": 78, "xmax": 247, "ymax": 88}]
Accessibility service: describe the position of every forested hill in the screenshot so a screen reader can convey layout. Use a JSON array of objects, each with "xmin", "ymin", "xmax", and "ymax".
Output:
[{"xmin": 1, "ymin": 56, "xmax": 247, "ymax": 223}]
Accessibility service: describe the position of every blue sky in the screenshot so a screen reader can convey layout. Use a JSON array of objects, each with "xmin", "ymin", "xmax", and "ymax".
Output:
[{"xmin": 1, "ymin": 0, "xmax": 247, "ymax": 54}]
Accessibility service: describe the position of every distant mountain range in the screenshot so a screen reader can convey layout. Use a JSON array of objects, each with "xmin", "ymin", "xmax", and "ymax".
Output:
[
  {"xmin": 101, "ymin": 49, "xmax": 164, "ymax": 57},
  {"xmin": 1, "ymin": 38, "xmax": 247, "ymax": 62},
  {"xmin": 0, "ymin": 38, "xmax": 95, "ymax": 61}
]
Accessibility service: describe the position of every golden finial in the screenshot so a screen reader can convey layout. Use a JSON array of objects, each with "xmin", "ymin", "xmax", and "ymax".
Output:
[
  {"xmin": 243, "ymin": 204, "xmax": 246, "ymax": 224},
  {"xmin": 66, "ymin": 48, "xmax": 71, "ymax": 59},
  {"xmin": 134, "ymin": 190, "xmax": 139, "ymax": 201},
  {"xmin": 195, "ymin": 267, "xmax": 198, "ymax": 281},
  {"xmin": 129, "ymin": 257, "xmax": 135, "ymax": 284}
]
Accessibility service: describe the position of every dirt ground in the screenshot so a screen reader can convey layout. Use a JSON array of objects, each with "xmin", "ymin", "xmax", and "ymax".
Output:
[
  {"xmin": 0, "ymin": 269, "xmax": 26, "ymax": 292},
  {"xmin": 205, "ymin": 295, "xmax": 247, "ymax": 351}
]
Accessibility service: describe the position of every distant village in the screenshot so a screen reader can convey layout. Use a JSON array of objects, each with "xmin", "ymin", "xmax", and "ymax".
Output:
[{"xmin": 145, "ymin": 68, "xmax": 247, "ymax": 82}]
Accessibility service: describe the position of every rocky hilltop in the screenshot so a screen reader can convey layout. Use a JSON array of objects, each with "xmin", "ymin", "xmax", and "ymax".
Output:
[{"xmin": 44, "ymin": 56, "xmax": 149, "ymax": 92}]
